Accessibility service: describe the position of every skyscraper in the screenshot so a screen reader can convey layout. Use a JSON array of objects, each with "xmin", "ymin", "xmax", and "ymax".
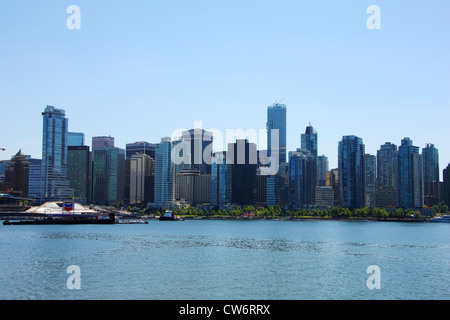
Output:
[
  {"xmin": 301, "ymin": 125, "xmax": 318, "ymax": 159},
  {"xmin": 181, "ymin": 129, "xmax": 213, "ymax": 174},
  {"xmin": 211, "ymin": 152, "xmax": 230, "ymax": 209},
  {"xmin": 364, "ymin": 154, "xmax": 377, "ymax": 207},
  {"xmin": 422, "ymin": 143, "xmax": 439, "ymax": 183},
  {"xmin": 41, "ymin": 106, "xmax": 74, "ymax": 203},
  {"xmin": 153, "ymin": 137, "xmax": 175, "ymax": 208},
  {"xmin": 443, "ymin": 163, "xmax": 450, "ymax": 207},
  {"xmin": 228, "ymin": 139, "xmax": 257, "ymax": 205},
  {"xmin": 267, "ymin": 103, "xmax": 287, "ymax": 165},
  {"xmin": 376, "ymin": 142, "xmax": 398, "ymax": 208},
  {"xmin": 126, "ymin": 141, "xmax": 156, "ymax": 159},
  {"xmin": 5, "ymin": 150, "xmax": 30, "ymax": 197},
  {"xmin": 289, "ymin": 149, "xmax": 315, "ymax": 208},
  {"xmin": 92, "ymin": 136, "xmax": 114, "ymax": 158},
  {"xmin": 398, "ymin": 138, "xmax": 423, "ymax": 209},
  {"xmin": 317, "ymin": 155, "xmax": 329, "ymax": 186},
  {"xmin": 338, "ymin": 136, "xmax": 365, "ymax": 209},
  {"xmin": 92, "ymin": 146, "xmax": 125, "ymax": 206},
  {"xmin": 67, "ymin": 132, "xmax": 85, "ymax": 147},
  {"xmin": 67, "ymin": 146, "xmax": 90, "ymax": 204},
  {"xmin": 128, "ymin": 153, "xmax": 153, "ymax": 205}
]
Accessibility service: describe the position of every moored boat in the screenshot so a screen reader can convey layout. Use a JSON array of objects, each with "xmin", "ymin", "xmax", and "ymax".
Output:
[
  {"xmin": 430, "ymin": 215, "xmax": 450, "ymax": 223},
  {"xmin": 159, "ymin": 210, "xmax": 184, "ymax": 221}
]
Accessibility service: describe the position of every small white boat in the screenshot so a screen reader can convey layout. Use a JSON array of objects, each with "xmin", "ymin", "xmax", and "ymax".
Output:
[{"xmin": 430, "ymin": 215, "xmax": 450, "ymax": 223}]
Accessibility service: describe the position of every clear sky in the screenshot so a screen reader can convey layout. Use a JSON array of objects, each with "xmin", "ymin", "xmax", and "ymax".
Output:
[{"xmin": 1, "ymin": 1, "xmax": 449, "ymax": 176}]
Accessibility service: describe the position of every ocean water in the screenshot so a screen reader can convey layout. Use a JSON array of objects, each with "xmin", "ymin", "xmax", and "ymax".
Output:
[{"xmin": 0, "ymin": 219, "xmax": 448, "ymax": 300}]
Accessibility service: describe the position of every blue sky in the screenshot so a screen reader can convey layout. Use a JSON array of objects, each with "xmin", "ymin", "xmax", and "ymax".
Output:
[{"xmin": 1, "ymin": 1, "xmax": 449, "ymax": 174}]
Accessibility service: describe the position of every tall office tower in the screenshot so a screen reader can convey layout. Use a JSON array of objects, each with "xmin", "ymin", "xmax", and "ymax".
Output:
[
  {"xmin": 364, "ymin": 154, "xmax": 377, "ymax": 207},
  {"xmin": 92, "ymin": 146, "xmax": 125, "ymax": 206},
  {"xmin": 126, "ymin": 141, "xmax": 156, "ymax": 159},
  {"xmin": 5, "ymin": 150, "xmax": 30, "ymax": 197},
  {"xmin": 317, "ymin": 155, "xmax": 328, "ymax": 186},
  {"xmin": 289, "ymin": 149, "xmax": 315, "ymax": 208},
  {"xmin": 301, "ymin": 125, "xmax": 318, "ymax": 159},
  {"xmin": 376, "ymin": 142, "xmax": 398, "ymax": 208},
  {"xmin": 180, "ymin": 129, "xmax": 213, "ymax": 174},
  {"xmin": 67, "ymin": 132, "xmax": 85, "ymax": 147},
  {"xmin": 41, "ymin": 106, "xmax": 74, "ymax": 203},
  {"xmin": 326, "ymin": 168, "xmax": 341, "ymax": 207},
  {"xmin": 228, "ymin": 139, "xmax": 257, "ymax": 205},
  {"xmin": 422, "ymin": 143, "xmax": 440, "ymax": 207},
  {"xmin": 211, "ymin": 152, "xmax": 230, "ymax": 209},
  {"xmin": 175, "ymin": 169, "xmax": 211, "ymax": 206},
  {"xmin": 28, "ymin": 158, "xmax": 42, "ymax": 204},
  {"xmin": 128, "ymin": 153, "xmax": 153, "ymax": 205},
  {"xmin": 422, "ymin": 143, "xmax": 439, "ymax": 183},
  {"xmin": 92, "ymin": 136, "xmax": 114, "ymax": 158},
  {"xmin": 301, "ymin": 125, "xmax": 319, "ymax": 195},
  {"xmin": 338, "ymin": 136, "xmax": 365, "ymax": 209},
  {"xmin": 398, "ymin": 138, "xmax": 423, "ymax": 209},
  {"xmin": 67, "ymin": 146, "xmax": 91, "ymax": 205},
  {"xmin": 443, "ymin": 163, "xmax": 450, "ymax": 206},
  {"xmin": 154, "ymin": 137, "xmax": 175, "ymax": 208},
  {"xmin": 267, "ymin": 103, "xmax": 287, "ymax": 165}
]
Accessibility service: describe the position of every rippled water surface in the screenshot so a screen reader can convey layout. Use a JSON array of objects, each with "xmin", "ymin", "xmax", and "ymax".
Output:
[{"xmin": 0, "ymin": 220, "xmax": 448, "ymax": 300}]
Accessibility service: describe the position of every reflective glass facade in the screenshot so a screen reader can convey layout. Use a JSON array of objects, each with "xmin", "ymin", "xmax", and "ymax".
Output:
[{"xmin": 338, "ymin": 136, "xmax": 365, "ymax": 209}]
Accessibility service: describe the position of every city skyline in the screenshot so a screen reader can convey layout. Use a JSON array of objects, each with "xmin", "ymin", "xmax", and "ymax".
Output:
[{"xmin": 1, "ymin": 1, "xmax": 449, "ymax": 173}]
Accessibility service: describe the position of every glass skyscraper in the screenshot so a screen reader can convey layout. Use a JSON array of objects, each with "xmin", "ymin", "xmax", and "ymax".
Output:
[
  {"xmin": 41, "ymin": 106, "xmax": 74, "ymax": 203},
  {"xmin": 376, "ymin": 142, "xmax": 399, "ymax": 208},
  {"xmin": 338, "ymin": 136, "xmax": 365, "ymax": 209},
  {"xmin": 67, "ymin": 146, "xmax": 90, "ymax": 204},
  {"xmin": 289, "ymin": 149, "xmax": 315, "ymax": 208},
  {"xmin": 211, "ymin": 152, "xmax": 230, "ymax": 209},
  {"xmin": 398, "ymin": 138, "xmax": 423, "ymax": 209},
  {"xmin": 267, "ymin": 103, "xmax": 287, "ymax": 165},
  {"xmin": 92, "ymin": 146, "xmax": 125, "ymax": 206},
  {"xmin": 153, "ymin": 137, "xmax": 175, "ymax": 208},
  {"xmin": 422, "ymin": 143, "xmax": 439, "ymax": 183}
]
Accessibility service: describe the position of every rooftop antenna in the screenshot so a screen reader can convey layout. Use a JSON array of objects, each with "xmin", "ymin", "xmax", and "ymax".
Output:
[{"xmin": 274, "ymin": 98, "xmax": 285, "ymax": 106}]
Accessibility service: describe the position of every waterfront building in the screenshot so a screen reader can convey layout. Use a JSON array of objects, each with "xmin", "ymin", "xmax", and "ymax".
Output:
[
  {"xmin": 67, "ymin": 132, "xmax": 85, "ymax": 147},
  {"xmin": 365, "ymin": 154, "xmax": 377, "ymax": 207},
  {"xmin": 289, "ymin": 149, "xmax": 315, "ymax": 208},
  {"xmin": 326, "ymin": 168, "xmax": 341, "ymax": 207},
  {"xmin": 175, "ymin": 169, "xmax": 211, "ymax": 206},
  {"xmin": 315, "ymin": 186, "xmax": 334, "ymax": 208},
  {"xmin": 41, "ymin": 106, "xmax": 74, "ymax": 203},
  {"xmin": 126, "ymin": 141, "xmax": 156, "ymax": 160},
  {"xmin": 317, "ymin": 155, "xmax": 328, "ymax": 186},
  {"xmin": 4, "ymin": 150, "xmax": 30, "ymax": 197},
  {"xmin": 267, "ymin": 103, "xmax": 287, "ymax": 165},
  {"xmin": 67, "ymin": 146, "xmax": 91, "ymax": 205},
  {"xmin": 422, "ymin": 143, "xmax": 439, "ymax": 183},
  {"xmin": 376, "ymin": 142, "xmax": 398, "ymax": 208},
  {"xmin": 153, "ymin": 137, "xmax": 175, "ymax": 208},
  {"xmin": 444, "ymin": 163, "xmax": 450, "ymax": 206},
  {"xmin": 228, "ymin": 139, "xmax": 257, "ymax": 205},
  {"xmin": 398, "ymin": 138, "xmax": 423, "ymax": 209},
  {"xmin": 211, "ymin": 152, "xmax": 230, "ymax": 209},
  {"xmin": 128, "ymin": 153, "xmax": 154, "ymax": 205},
  {"xmin": 424, "ymin": 181, "xmax": 444, "ymax": 207},
  {"xmin": 92, "ymin": 146, "xmax": 125, "ymax": 206},
  {"xmin": 28, "ymin": 158, "xmax": 43, "ymax": 204},
  {"xmin": 301, "ymin": 125, "xmax": 319, "ymax": 200},
  {"xmin": 179, "ymin": 129, "xmax": 213, "ymax": 174},
  {"xmin": 266, "ymin": 163, "xmax": 289, "ymax": 207},
  {"xmin": 338, "ymin": 136, "xmax": 365, "ymax": 209}
]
